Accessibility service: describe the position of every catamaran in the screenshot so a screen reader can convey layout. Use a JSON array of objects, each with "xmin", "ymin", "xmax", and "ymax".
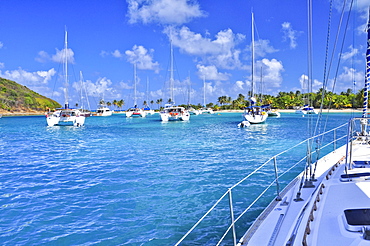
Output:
[
  {"xmin": 295, "ymin": 104, "xmax": 318, "ymax": 114},
  {"xmin": 126, "ymin": 63, "xmax": 146, "ymax": 118},
  {"xmin": 159, "ymin": 39, "xmax": 190, "ymax": 122},
  {"xmin": 176, "ymin": 5, "xmax": 370, "ymax": 246},
  {"xmin": 46, "ymin": 29, "xmax": 86, "ymax": 127},
  {"xmin": 242, "ymin": 12, "xmax": 268, "ymax": 124}
]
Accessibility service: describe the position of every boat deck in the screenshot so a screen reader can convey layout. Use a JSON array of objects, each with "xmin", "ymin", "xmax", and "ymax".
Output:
[{"xmin": 239, "ymin": 139, "xmax": 370, "ymax": 246}]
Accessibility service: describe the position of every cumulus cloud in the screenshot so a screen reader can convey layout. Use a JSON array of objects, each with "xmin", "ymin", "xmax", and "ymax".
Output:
[
  {"xmin": 332, "ymin": 66, "xmax": 364, "ymax": 92},
  {"xmin": 341, "ymin": 45, "xmax": 359, "ymax": 61},
  {"xmin": 252, "ymin": 39, "xmax": 279, "ymax": 58},
  {"xmin": 255, "ymin": 58, "xmax": 284, "ymax": 89},
  {"xmin": 0, "ymin": 67, "xmax": 56, "ymax": 86},
  {"xmin": 299, "ymin": 74, "xmax": 322, "ymax": 93},
  {"xmin": 127, "ymin": 0, "xmax": 206, "ymax": 25},
  {"xmin": 196, "ymin": 64, "xmax": 230, "ymax": 81},
  {"xmin": 281, "ymin": 22, "xmax": 298, "ymax": 49},
  {"xmin": 166, "ymin": 26, "xmax": 245, "ymax": 69},
  {"xmin": 125, "ymin": 45, "xmax": 160, "ymax": 72},
  {"xmin": 0, "ymin": 67, "xmax": 57, "ymax": 99},
  {"xmin": 112, "ymin": 50, "xmax": 124, "ymax": 58},
  {"xmin": 36, "ymin": 48, "xmax": 75, "ymax": 64}
]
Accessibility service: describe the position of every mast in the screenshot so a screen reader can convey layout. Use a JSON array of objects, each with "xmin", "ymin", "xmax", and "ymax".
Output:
[
  {"xmin": 170, "ymin": 38, "xmax": 174, "ymax": 105},
  {"xmin": 134, "ymin": 63, "xmax": 137, "ymax": 106},
  {"xmin": 361, "ymin": 8, "xmax": 370, "ymax": 134},
  {"xmin": 64, "ymin": 28, "xmax": 69, "ymax": 109},
  {"xmin": 203, "ymin": 75, "xmax": 206, "ymax": 107},
  {"xmin": 251, "ymin": 12, "xmax": 255, "ymax": 99},
  {"xmin": 363, "ymin": 8, "xmax": 370, "ymax": 119}
]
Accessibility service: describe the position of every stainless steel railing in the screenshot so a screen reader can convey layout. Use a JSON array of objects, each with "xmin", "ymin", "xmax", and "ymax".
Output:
[{"xmin": 175, "ymin": 122, "xmax": 349, "ymax": 246}]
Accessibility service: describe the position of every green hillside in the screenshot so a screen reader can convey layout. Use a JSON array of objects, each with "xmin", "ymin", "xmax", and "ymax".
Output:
[{"xmin": 0, "ymin": 77, "xmax": 61, "ymax": 112}]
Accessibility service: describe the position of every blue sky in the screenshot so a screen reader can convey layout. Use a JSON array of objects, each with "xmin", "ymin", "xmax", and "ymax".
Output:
[{"xmin": 0, "ymin": 0, "xmax": 369, "ymax": 109}]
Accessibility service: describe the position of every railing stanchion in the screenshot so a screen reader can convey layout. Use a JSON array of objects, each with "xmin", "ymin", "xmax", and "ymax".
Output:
[
  {"xmin": 228, "ymin": 189, "xmax": 237, "ymax": 246},
  {"xmin": 334, "ymin": 129, "xmax": 336, "ymax": 150},
  {"xmin": 273, "ymin": 157, "xmax": 281, "ymax": 201}
]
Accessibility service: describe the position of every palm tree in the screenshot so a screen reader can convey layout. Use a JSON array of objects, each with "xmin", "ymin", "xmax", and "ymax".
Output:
[
  {"xmin": 218, "ymin": 96, "xmax": 227, "ymax": 106},
  {"xmin": 156, "ymin": 98, "xmax": 163, "ymax": 109}
]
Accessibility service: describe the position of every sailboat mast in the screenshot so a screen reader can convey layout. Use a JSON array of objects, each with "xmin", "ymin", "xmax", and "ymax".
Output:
[
  {"xmin": 361, "ymin": 8, "xmax": 370, "ymax": 135},
  {"xmin": 170, "ymin": 39, "xmax": 174, "ymax": 104},
  {"xmin": 363, "ymin": 8, "xmax": 370, "ymax": 119},
  {"xmin": 134, "ymin": 63, "xmax": 137, "ymax": 106},
  {"xmin": 64, "ymin": 28, "xmax": 69, "ymax": 109},
  {"xmin": 203, "ymin": 75, "xmax": 206, "ymax": 107},
  {"xmin": 251, "ymin": 12, "xmax": 255, "ymax": 98}
]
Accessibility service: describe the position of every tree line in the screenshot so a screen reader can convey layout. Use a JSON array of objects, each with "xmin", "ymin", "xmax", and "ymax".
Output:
[{"xmin": 97, "ymin": 88, "xmax": 366, "ymax": 111}]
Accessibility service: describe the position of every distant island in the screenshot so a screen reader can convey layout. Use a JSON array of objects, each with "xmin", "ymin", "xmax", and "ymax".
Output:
[
  {"xmin": 0, "ymin": 77, "xmax": 61, "ymax": 115},
  {"xmin": 0, "ymin": 76, "xmax": 365, "ymax": 116}
]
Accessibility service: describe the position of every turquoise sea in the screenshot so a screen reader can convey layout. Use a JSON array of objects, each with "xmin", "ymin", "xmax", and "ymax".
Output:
[{"xmin": 0, "ymin": 112, "xmax": 357, "ymax": 245}]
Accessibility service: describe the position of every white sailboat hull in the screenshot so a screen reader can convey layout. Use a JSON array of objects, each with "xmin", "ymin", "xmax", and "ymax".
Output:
[
  {"xmin": 126, "ymin": 108, "xmax": 147, "ymax": 118},
  {"xmin": 160, "ymin": 106, "xmax": 190, "ymax": 122},
  {"xmin": 239, "ymin": 134, "xmax": 370, "ymax": 246},
  {"xmin": 243, "ymin": 112, "xmax": 268, "ymax": 124},
  {"xmin": 46, "ymin": 109, "xmax": 86, "ymax": 127}
]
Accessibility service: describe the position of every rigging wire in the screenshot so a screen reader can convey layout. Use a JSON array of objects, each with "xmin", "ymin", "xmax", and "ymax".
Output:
[{"xmin": 311, "ymin": 0, "xmax": 354, "ymax": 180}]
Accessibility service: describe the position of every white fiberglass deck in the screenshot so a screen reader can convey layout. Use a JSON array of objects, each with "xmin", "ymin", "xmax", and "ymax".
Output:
[{"xmin": 240, "ymin": 140, "xmax": 370, "ymax": 246}]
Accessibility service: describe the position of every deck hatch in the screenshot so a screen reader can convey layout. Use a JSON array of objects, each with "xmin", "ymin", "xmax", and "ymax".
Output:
[{"xmin": 344, "ymin": 209, "xmax": 370, "ymax": 226}]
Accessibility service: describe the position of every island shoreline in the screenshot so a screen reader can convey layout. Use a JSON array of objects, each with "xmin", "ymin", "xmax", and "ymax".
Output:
[{"xmin": 0, "ymin": 108, "xmax": 363, "ymax": 116}]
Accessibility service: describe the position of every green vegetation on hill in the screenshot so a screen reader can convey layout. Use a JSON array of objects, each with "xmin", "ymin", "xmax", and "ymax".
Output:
[{"xmin": 0, "ymin": 77, "xmax": 61, "ymax": 112}]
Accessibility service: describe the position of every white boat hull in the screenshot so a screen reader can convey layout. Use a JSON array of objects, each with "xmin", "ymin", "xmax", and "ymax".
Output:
[
  {"xmin": 126, "ymin": 108, "xmax": 147, "ymax": 118},
  {"xmin": 160, "ymin": 106, "xmax": 190, "ymax": 122},
  {"xmin": 46, "ymin": 110, "xmax": 86, "ymax": 127},
  {"xmin": 243, "ymin": 112, "xmax": 268, "ymax": 124}
]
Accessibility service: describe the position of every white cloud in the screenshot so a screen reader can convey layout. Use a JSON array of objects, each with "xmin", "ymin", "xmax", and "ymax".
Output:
[
  {"xmin": 249, "ymin": 39, "xmax": 278, "ymax": 58},
  {"xmin": 281, "ymin": 22, "xmax": 298, "ymax": 49},
  {"xmin": 0, "ymin": 67, "xmax": 56, "ymax": 86},
  {"xmin": 196, "ymin": 64, "xmax": 230, "ymax": 81},
  {"xmin": 120, "ymin": 81, "xmax": 132, "ymax": 90},
  {"xmin": 341, "ymin": 45, "xmax": 359, "ymax": 61},
  {"xmin": 0, "ymin": 42, "xmax": 3, "ymax": 49},
  {"xmin": 255, "ymin": 58, "xmax": 284, "ymax": 89},
  {"xmin": 332, "ymin": 66, "xmax": 364, "ymax": 92},
  {"xmin": 100, "ymin": 50, "xmax": 109, "ymax": 57},
  {"xmin": 51, "ymin": 48, "xmax": 75, "ymax": 64},
  {"xmin": 125, "ymin": 45, "xmax": 160, "ymax": 72},
  {"xmin": 299, "ymin": 74, "xmax": 322, "ymax": 92},
  {"xmin": 35, "ymin": 48, "xmax": 75, "ymax": 64},
  {"xmin": 112, "ymin": 49, "xmax": 124, "ymax": 58},
  {"xmin": 167, "ymin": 26, "xmax": 245, "ymax": 69},
  {"xmin": 127, "ymin": 0, "xmax": 206, "ymax": 25},
  {"xmin": 0, "ymin": 67, "xmax": 57, "ymax": 99},
  {"xmin": 0, "ymin": 62, "xmax": 4, "ymax": 69}
]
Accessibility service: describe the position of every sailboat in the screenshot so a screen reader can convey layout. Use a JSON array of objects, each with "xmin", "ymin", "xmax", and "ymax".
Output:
[
  {"xmin": 295, "ymin": 104, "xmax": 318, "ymax": 114},
  {"xmin": 175, "ymin": 6, "xmax": 370, "ymax": 246},
  {"xmin": 78, "ymin": 71, "xmax": 92, "ymax": 117},
  {"xmin": 126, "ymin": 63, "xmax": 147, "ymax": 118},
  {"xmin": 242, "ymin": 12, "xmax": 268, "ymax": 124},
  {"xmin": 143, "ymin": 77, "xmax": 155, "ymax": 115},
  {"xmin": 46, "ymin": 29, "xmax": 86, "ymax": 127},
  {"xmin": 160, "ymin": 39, "xmax": 190, "ymax": 122},
  {"xmin": 200, "ymin": 76, "xmax": 214, "ymax": 114}
]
